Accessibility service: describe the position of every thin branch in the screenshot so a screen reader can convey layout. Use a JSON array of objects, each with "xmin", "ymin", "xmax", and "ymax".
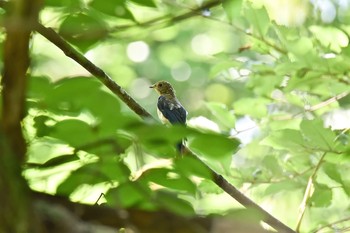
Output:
[
  {"xmin": 295, "ymin": 152, "xmax": 327, "ymax": 233},
  {"xmin": 272, "ymin": 91, "xmax": 350, "ymax": 121},
  {"xmin": 312, "ymin": 216, "xmax": 350, "ymax": 232},
  {"xmin": 111, "ymin": 0, "xmax": 222, "ymax": 33},
  {"xmin": 307, "ymin": 91, "xmax": 349, "ymax": 112}
]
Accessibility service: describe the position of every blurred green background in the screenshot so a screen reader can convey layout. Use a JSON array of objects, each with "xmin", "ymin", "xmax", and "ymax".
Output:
[{"xmin": 7, "ymin": 0, "xmax": 350, "ymax": 232}]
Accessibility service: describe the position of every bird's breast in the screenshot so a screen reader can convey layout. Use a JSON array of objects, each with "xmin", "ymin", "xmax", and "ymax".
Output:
[{"xmin": 157, "ymin": 108, "xmax": 170, "ymax": 124}]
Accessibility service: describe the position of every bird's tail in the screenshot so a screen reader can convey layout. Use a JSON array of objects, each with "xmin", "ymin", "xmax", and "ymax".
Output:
[{"xmin": 176, "ymin": 139, "xmax": 187, "ymax": 155}]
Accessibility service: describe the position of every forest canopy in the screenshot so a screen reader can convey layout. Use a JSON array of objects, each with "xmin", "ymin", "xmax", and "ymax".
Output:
[{"xmin": 0, "ymin": 0, "xmax": 350, "ymax": 233}]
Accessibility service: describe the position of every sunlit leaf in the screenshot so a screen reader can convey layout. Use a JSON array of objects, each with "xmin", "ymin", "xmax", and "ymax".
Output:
[
  {"xmin": 309, "ymin": 183, "xmax": 332, "ymax": 207},
  {"xmin": 260, "ymin": 129, "xmax": 305, "ymax": 153},
  {"xmin": 322, "ymin": 163, "xmax": 343, "ymax": 185},
  {"xmin": 309, "ymin": 26, "xmax": 349, "ymax": 53},
  {"xmin": 233, "ymin": 97, "xmax": 269, "ymax": 118},
  {"xmin": 223, "ymin": 0, "xmax": 242, "ymax": 22},
  {"xmin": 139, "ymin": 167, "xmax": 196, "ymax": 194},
  {"xmin": 59, "ymin": 13, "xmax": 108, "ymax": 51},
  {"xmin": 206, "ymin": 102, "xmax": 236, "ymax": 129},
  {"xmin": 244, "ymin": 6, "xmax": 270, "ymax": 37},
  {"xmin": 300, "ymin": 119, "xmax": 336, "ymax": 151},
  {"xmin": 130, "ymin": 0, "xmax": 157, "ymax": 8},
  {"xmin": 50, "ymin": 119, "xmax": 95, "ymax": 147},
  {"xmin": 57, "ymin": 160, "xmax": 130, "ymax": 195},
  {"xmin": 264, "ymin": 181, "xmax": 301, "ymax": 196},
  {"xmin": 173, "ymin": 156, "xmax": 212, "ymax": 179},
  {"xmin": 188, "ymin": 132, "xmax": 239, "ymax": 159}
]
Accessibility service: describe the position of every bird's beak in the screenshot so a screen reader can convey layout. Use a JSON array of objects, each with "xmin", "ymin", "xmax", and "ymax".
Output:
[{"xmin": 149, "ymin": 84, "xmax": 155, "ymax": 88}]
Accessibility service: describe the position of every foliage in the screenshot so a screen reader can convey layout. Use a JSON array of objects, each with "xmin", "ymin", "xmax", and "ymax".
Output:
[{"xmin": 12, "ymin": 0, "xmax": 350, "ymax": 232}]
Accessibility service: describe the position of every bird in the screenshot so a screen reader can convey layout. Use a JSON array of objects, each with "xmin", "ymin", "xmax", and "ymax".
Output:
[{"xmin": 150, "ymin": 80, "xmax": 187, "ymax": 153}]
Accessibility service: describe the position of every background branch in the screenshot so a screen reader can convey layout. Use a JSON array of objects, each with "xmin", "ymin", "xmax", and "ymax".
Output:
[{"xmin": 295, "ymin": 153, "xmax": 327, "ymax": 232}]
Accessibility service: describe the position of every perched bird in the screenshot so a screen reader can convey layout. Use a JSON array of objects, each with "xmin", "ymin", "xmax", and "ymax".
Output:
[{"xmin": 150, "ymin": 81, "xmax": 187, "ymax": 153}]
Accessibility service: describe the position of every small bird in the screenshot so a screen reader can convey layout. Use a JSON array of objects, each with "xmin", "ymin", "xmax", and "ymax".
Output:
[{"xmin": 150, "ymin": 80, "xmax": 187, "ymax": 153}]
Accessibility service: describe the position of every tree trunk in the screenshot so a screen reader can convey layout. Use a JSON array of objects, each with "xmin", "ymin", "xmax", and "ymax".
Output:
[{"xmin": 0, "ymin": 0, "xmax": 42, "ymax": 232}]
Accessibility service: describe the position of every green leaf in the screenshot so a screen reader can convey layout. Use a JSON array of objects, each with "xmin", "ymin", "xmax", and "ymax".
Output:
[
  {"xmin": 156, "ymin": 191, "xmax": 195, "ymax": 216},
  {"xmin": 45, "ymin": 0, "xmax": 82, "ymax": 8},
  {"xmin": 198, "ymin": 179, "xmax": 223, "ymax": 194},
  {"xmin": 264, "ymin": 181, "xmax": 301, "ymax": 196},
  {"xmin": 233, "ymin": 97, "xmax": 269, "ymax": 118},
  {"xmin": 309, "ymin": 26, "xmax": 349, "ymax": 53},
  {"xmin": 27, "ymin": 76, "xmax": 53, "ymax": 101},
  {"xmin": 57, "ymin": 160, "xmax": 130, "ymax": 196},
  {"xmin": 59, "ymin": 13, "xmax": 108, "ymax": 51},
  {"xmin": 140, "ymin": 168, "xmax": 197, "ymax": 194},
  {"xmin": 173, "ymin": 156, "xmax": 212, "ymax": 179},
  {"xmin": 56, "ymin": 167, "xmax": 101, "ymax": 196},
  {"xmin": 222, "ymin": 0, "xmax": 243, "ymax": 22},
  {"xmin": 40, "ymin": 154, "xmax": 79, "ymax": 168},
  {"xmin": 46, "ymin": 77, "xmax": 124, "ymax": 135},
  {"xmin": 99, "ymin": 158, "xmax": 131, "ymax": 182},
  {"xmin": 243, "ymin": 6, "xmax": 270, "ymax": 37},
  {"xmin": 188, "ymin": 132, "xmax": 239, "ymax": 159},
  {"xmin": 206, "ymin": 102, "xmax": 236, "ymax": 129},
  {"xmin": 261, "ymin": 129, "xmax": 305, "ymax": 153},
  {"xmin": 341, "ymin": 180, "xmax": 350, "ymax": 196},
  {"xmin": 129, "ymin": 0, "xmax": 157, "ymax": 8},
  {"xmin": 126, "ymin": 123, "xmax": 190, "ymax": 157},
  {"xmin": 106, "ymin": 182, "xmax": 149, "ymax": 207},
  {"xmin": 90, "ymin": 0, "xmax": 135, "ymax": 20},
  {"xmin": 300, "ymin": 119, "xmax": 336, "ymax": 151},
  {"xmin": 47, "ymin": 77, "xmax": 102, "ymax": 114},
  {"xmin": 322, "ymin": 163, "xmax": 343, "ymax": 184},
  {"xmin": 50, "ymin": 119, "xmax": 95, "ymax": 147},
  {"xmin": 33, "ymin": 115, "xmax": 53, "ymax": 137},
  {"xmin": 286, "ymin": 37, "xmax": 314, "ymax": 57},
  {"xmin": 309, "ymin": 183, "xmax": 332, "ymax": 207}
]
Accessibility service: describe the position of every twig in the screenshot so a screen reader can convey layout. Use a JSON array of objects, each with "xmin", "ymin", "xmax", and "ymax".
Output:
[
  {"xmin": 295, "ymin": 152, "xmax": 327, "ymax": 232},
  {"xmin": 312, "ymin": 217, "xmax": 350, "ymax": 233},
  {"xmin": 272, "ymin": 91, "xmax": 350, "ymax": 121},
  {"xmin": 111, "ymin": 0, "xmax": 222, "ymax": 33},
  {"xmin": 307, "ymin": 91, "xmax": 349, "ymax": 112}
]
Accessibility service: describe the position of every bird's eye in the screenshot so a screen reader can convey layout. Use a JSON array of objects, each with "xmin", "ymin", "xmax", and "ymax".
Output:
[{"xmin": 158, "ymin": 83, "xmax": 163, "ymax": 87}]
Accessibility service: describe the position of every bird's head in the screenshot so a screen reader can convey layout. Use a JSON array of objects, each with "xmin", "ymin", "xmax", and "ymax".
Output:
[{"xmin": 150, "ymin": 81, "xmax": 176, "ymax": 96}]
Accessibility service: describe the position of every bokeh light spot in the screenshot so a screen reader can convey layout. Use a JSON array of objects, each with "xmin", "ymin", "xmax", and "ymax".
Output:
[
  {"xmin": 130, "ymin": 78, "xmax": 151, "ymax": 99},
  {"xmin": 127, "ymin": 41, "xmax": 150, "ymax": 62},
  {"xmin": 171, "ymin": 61, "xmax": 191, "ymax": 82},
  {"xmin": 191, "ymin": 34, "xmax": 222, "ymax": 55},
  {"xmin": 205, "ymin": 83, "xmax": 233, "ymax": 104}
]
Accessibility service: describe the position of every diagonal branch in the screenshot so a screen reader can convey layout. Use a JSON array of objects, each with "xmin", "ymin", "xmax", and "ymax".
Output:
[{"xmin": 34, "ymin": 23, "xmax": 152, "ymax": 119}]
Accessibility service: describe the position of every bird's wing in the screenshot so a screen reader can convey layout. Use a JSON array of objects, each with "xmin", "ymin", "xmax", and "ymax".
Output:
[{"xmin": 157, "ymin": 96, "xmax": 187, "ymax": 125}]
